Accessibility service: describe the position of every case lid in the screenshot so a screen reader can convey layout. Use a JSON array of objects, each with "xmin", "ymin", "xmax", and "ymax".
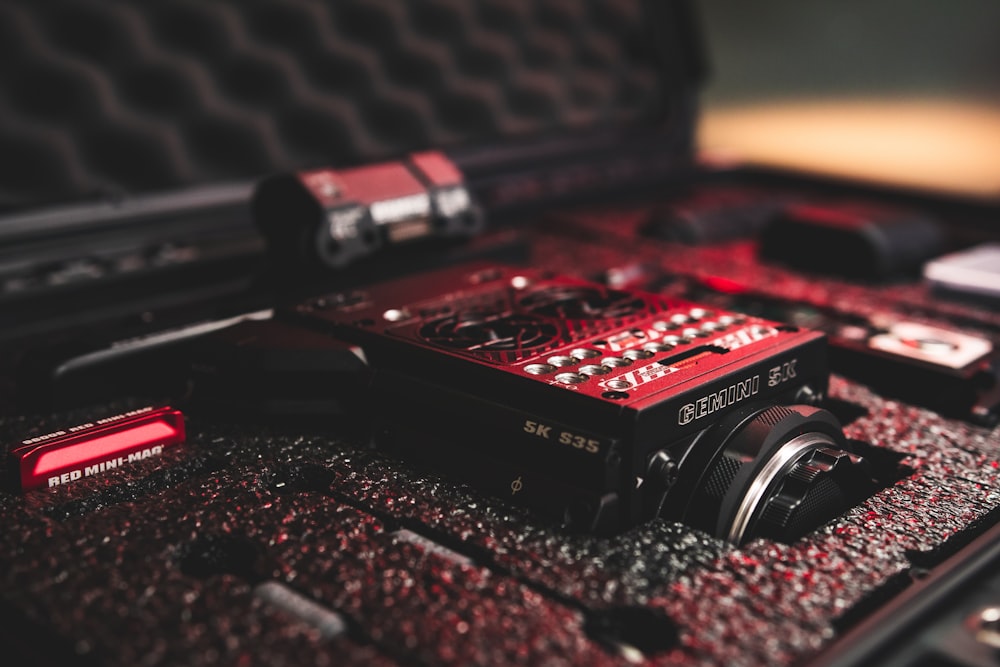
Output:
[{"xmin": 0, "ymin": 0, "xmax": 704, "ymax": 215}]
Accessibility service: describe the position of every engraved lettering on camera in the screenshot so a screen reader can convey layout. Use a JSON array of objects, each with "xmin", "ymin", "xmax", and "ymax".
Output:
[{"xmin": 678, "ymin": 375, "xmax": 760, "ymax": 425}]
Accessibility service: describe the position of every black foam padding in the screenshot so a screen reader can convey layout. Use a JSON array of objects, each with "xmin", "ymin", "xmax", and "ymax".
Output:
[
  {"xmin": 0, "ymin": 0, "xmax": 669, "ymax": 211},
  {"xmin": 3, "ymin": 204, "xmax": 1000, "ymax": 665},
  {"xmin": 2, "ymin": 373, "xmax": 999, "ymax": 666},
  {"xmin": 2, "ymin": 182, "xmax": 1000, "ymax": 666}
]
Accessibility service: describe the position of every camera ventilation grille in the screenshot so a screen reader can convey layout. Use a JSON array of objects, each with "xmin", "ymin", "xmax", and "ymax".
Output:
[
  {"xmin": 519, "ymin": 286, "xmax": 650, "ymax": 320},
  {"xmin": 418, "ymin": 312, "xmax": 560, "ymax": 360}
]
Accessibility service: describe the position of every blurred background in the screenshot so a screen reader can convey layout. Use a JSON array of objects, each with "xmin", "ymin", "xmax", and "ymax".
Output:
[{"xmin": 696, "ymin": 0, "xmax": 1000, "ymax": 197}]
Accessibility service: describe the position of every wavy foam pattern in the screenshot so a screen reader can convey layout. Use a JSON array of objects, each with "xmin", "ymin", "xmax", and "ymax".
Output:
[{"xmin": 0, "ymin": 0, "xmax": 662, "ymax": 207}]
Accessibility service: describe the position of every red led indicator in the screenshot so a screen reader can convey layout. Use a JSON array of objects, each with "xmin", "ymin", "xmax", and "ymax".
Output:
[{"xmin": 8, "ymin": 406, "xmax": 186, "ymax": 492}]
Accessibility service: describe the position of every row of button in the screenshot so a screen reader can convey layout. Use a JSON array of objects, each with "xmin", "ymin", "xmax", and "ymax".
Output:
[
  {"xmin": 524, "ymin": 312, "xmax": 748, "ymax": 386},
  {"xmin": 652, "ymin": 311, "xmax": 743, "ymax": 332},
  {"xmin": 525, "ymin": 347, "xmax": 656, "ymax": 376}
]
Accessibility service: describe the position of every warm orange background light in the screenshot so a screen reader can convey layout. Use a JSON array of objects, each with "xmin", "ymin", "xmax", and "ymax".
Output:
[{"xmin": 699, "ymin": 99, "xmax": 1000, "ymax": 198}]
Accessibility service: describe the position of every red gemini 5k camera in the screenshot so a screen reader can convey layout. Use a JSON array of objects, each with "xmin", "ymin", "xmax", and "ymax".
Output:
[{"xmin": 283, "ymin": 263, "xmax": 875, "ymax": 544}]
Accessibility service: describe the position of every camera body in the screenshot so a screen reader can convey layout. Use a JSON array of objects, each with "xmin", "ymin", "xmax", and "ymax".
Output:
[{"xmin": 288, "ymin": 263, "xmax": 870, "ymax": 543}]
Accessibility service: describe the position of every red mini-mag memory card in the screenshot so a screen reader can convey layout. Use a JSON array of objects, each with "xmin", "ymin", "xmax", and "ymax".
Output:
[{"xmin": 8, "ymin": 406, "xmax": 185, "ymax": 492}]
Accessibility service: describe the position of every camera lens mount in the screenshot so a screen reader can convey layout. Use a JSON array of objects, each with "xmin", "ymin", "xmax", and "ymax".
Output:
[{"xmin": 678, "ymin": 404, "xmax": 872, "ymax": 545}]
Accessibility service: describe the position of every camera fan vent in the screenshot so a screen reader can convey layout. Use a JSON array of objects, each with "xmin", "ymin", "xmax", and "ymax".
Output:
[
  {"xmin": 519, "ymin": 286, "xmax": 649, "ymax": 320},
  {"xmin": 418, "ymin": 313, "xmax": 560, "ymax": 358}
]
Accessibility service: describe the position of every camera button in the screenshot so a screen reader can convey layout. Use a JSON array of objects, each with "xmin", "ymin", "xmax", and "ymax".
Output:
[
  {"xmin": 681, "ymin": 327, "xmax": 705, "ymax": 342},
  {"xmin": 383, "ymin": 308, "xmax": 410, "ymax": 322}
]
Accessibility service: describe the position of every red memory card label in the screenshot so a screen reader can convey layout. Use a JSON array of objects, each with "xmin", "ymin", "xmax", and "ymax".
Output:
[{"xmin": 8, "ymin": 406, "xmax": 185, "ymax": 492}]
